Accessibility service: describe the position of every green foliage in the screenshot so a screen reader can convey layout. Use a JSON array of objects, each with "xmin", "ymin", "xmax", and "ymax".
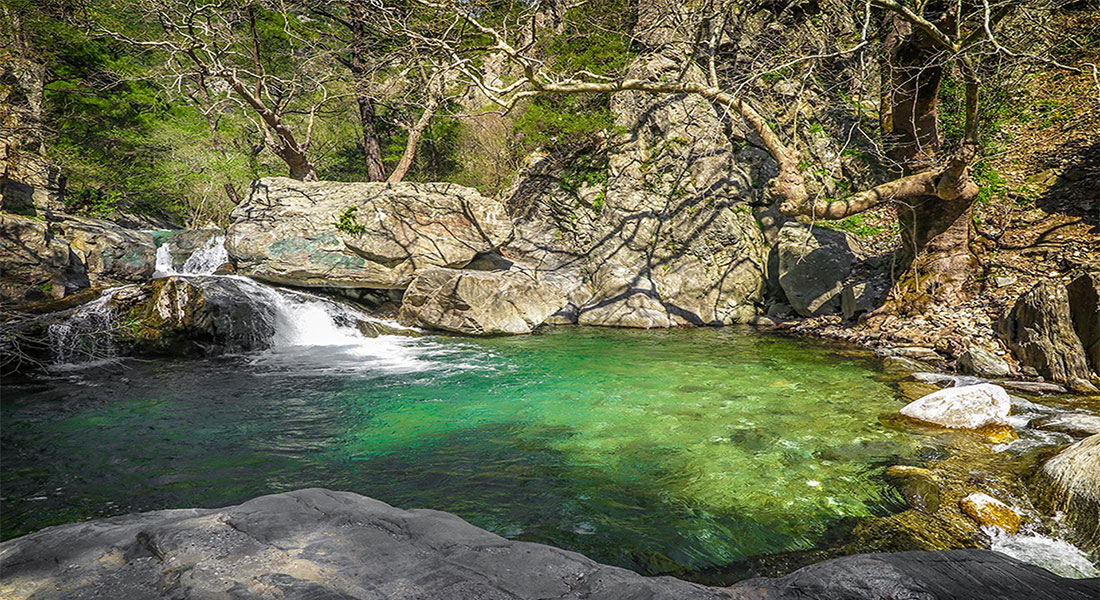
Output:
[
  {"xmin": 973, "ymin": 164, "xmax": 1007, "ymax": 205},
  {"xmin": 821, "ymin": 214, "xmax": 883, "ymax": 237},
  {"xmin": 335, "ymin": 206, "xmax": 366, "ymax": 235}
]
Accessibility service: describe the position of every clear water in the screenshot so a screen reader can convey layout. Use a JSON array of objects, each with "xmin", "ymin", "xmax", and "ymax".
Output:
[{"xmin": 1, "ymin": 328, "xmax": 916, "ymax": 575}]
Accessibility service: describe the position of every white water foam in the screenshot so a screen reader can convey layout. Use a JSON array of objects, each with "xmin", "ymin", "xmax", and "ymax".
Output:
[
  {"xmin": 989, "ymin": 530, "xmax": 1100, "ymax": 579},
  {"xmin": 156, "ymin": 233, "xmax": 229, "ymax": 276}
]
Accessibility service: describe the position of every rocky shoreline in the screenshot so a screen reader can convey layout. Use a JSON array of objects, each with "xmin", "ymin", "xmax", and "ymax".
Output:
[{"xmin": 1, "ymin": 488, "xmax": 1095, "ymax": 600}]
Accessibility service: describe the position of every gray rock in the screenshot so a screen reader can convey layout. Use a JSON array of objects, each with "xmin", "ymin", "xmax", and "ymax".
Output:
[
  {"xmin": 958, "ymin": 346, "xmax": 1012, "ymax": 378},
  {"xmin": 899, "ymin": 383, "xmax": 1011, "ymax": 429},
  {"xmin": 892, "ymin": 346, "xmax": 944, "ymax": 362},
  {"xmin": 777, "ymin": 223, "xmax": 863, "ymax": 317},
  {"xmin": 398, "ymin": 267, "xmax": 572, "ymax": 335},
  {"xmin": 882, "ymin": 355, "xmax": 932, "ymax": 375},
  {"xmin": 50, "ymin": 214, "xmax": 156, "ymax": 287},
  {"xmin": 841, "ymin": 281, "xmax": 882, "ymax": 320},
  {"xmin": 0, "ymin": 488, "xmax": 725, "ymax": 600},
  {"xmin": 1000, "ymin": 380, "xmax": 1068, "ymax": 395},
  {"xmin": 999, "ymin": 281, "xmax": 1093, "ymax": 386},
  {"xmin": 1034, "ymin": 413, "xmax": 1100, "ymax": 437},
  {"xmin": 1042, "ymin": 434, "xmax": 1100, "ymax": 553},
  {"xmin": 227, "ymin": 178, "xmax": 513, "ymax": 289},
  {"xmin": 1067, "ymin": 272, "xmax": 1100, "ymax": 374},
  {"xmin": 725, "ymin": 549, "xmax": 1097, "ymax": 600}
]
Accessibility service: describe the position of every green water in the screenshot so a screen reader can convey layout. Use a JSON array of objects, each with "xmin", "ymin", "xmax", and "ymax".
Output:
[{"xmin": 1, "ymin": 327, "xmax": 914, "ymax": 576}]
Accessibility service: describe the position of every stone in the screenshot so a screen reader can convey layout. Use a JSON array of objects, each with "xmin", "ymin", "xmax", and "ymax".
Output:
[
  {"xmin": 227, "ymin": 178, "xmax": 514, "ymax": 289},
  {"xmin": 0, "ymin": 488, "xmax": 725, "ymax": 600},
  {"xmin": 776, "ymin": 223, "xmax": 862, "ymax": 317},
  {"xmin": 398, "ymin": 267, "xmax": 571, "ymax": 335},
  {"xmin": 724, "ymin": 549, "xmax": 1097, "ymax": 600},
  {"xmin": 999, "ymin": 281, "xmax": 1093, "ymax": 386},
  {"xmin": 1000, "ymin": 380, "xmax": 1067, "ymax": 395},
  {"xmin": 1033, "ymin": 413, "xmax": 1100, "ymax": 437},
  {"xmin": 884, "ymin": 465, "xmax": 942, "ymax": 512},
  {"xmin": 899, "ymin": 383, "xmax": 1012, "ymax": 430},
  {"xmin": 841, "ymin": 282, "xmax": 882, "ymax": 320},
  {"xmin": 959, "ymin": 492, "xmax": 1021, "ymax": 533},
  {"xmin": 892, "ymin": 346, "xmax": 944, "ymax": 362},
  {"xmin": 49, "ymin": 214, "xmax": 156, "ymax": 287},
  {"xmin": 0, "ymin": 213, "xmax": 75, "ymax": 305},
  {"xmin": 995, "ymin": 276, "xmax": 1018, "ymax": 288},
  {"xmin": 958, "ymin": 346, "xmax": 1012, "ymax": 378},
  {"xmin": 1067, "ymin": 272, "xmax": 1100, "ymax": 374},
  {"xmin": 882, "ymin": 356, "xmax": 932, "ymax": 376},
  {"xmin": 1041, "ymin": 434, "xmax": 1100, "ymax": 553}
]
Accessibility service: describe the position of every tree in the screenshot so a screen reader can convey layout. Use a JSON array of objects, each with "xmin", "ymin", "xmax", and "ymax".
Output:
[{"xmin": 415, "ymin": 0, "xmax": 1098, "ymax": 308}]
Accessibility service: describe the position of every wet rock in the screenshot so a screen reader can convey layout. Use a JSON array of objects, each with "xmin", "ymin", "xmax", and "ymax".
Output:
[
  {"xmin": 959, "ymin": 492, "xmax": 1021, "ymax": 533},
  {"xmin": 885, "ymin": 465, "xmax": 942, "ymax": 512},
  {"xmin": 398, "ymin": 267, "xmax": 571, "ymax": 335},
  {"xmin": 1041, "ymin": 434, "xmax": 1100, "ymax": 553},
  {"xmin": 1033, "ymin": 413, "xmax": 1100, "ymax": 437},
  {"xmin": 724, "ymin": 549, "xmax": 1097, "ymax": 600},
  {"xmin": 0, "ymin": 488, "xmax": 725, "ymax": 600},
  {"xmin": 958, "ymin": 346, "xmax": 1012, "ymax": 378},
  {"xmin": 899, "ymin": 384, "xmax": 1011, "ymax": 429},
  {"xmin": 227, "ymin": 178, "xmax": 513, "ymax": 289},
  {"xmin": 882, "ymin": 356, "xmax": 932, "ymax": 376},
  {"xmin": 1000, "ymin": 380, "xmax": 1067, "ymax": 395},
  {"xmin": 999, "ymin": 281, "xmax": 1093, "ymax": 386},
  {"xmin": 776, "ymin": 223, "xmax": 862, "ymax": 317},
  {"xmin": 1067, "ymin": 272, "xmax": 1100, "ymax": 374}
]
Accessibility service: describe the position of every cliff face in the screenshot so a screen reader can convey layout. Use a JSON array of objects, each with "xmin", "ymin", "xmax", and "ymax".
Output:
[{"xmin": 0, "ymin": 51, "xmax": 63, "ymax": 216}]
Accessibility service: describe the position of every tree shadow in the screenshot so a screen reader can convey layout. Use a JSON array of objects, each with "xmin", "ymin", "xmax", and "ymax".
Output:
[{"xmin": 1035, "ymin": 138, "xmax": 1099, "ymax": 231}]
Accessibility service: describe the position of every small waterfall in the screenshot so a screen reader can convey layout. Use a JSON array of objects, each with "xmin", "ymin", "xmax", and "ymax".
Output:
[
  {"xmin": 47, "ymin": 293, "xmax": 121, "ymax": 366},
  {"xmin": 181, "ymin": 234, "xmax": 229, "ymax": 275},
  {"xmin": 154, "ymin": 242, "xmax": 174, "ymax": 275}
]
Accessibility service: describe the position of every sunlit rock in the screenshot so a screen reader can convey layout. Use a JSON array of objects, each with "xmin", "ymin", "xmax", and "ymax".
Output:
[{"xmin": 899, "ymin": 383, "xmax": 1011, "ymax": 429}]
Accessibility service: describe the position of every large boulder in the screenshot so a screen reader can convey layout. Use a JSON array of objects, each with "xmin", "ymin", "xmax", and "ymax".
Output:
[
  {"xmin": 999, "ymin": 281, "xmax": 1094, "ymax": 387},
  {"xmin": 1067, "ymin": 272, "xmax": 1100, "ymax": 374},
  {"xmin": 227, "ymin": 178, "xmax": 513, "ymax": 289},
  {"xmin": 725, "ymin": 549, "xmax": 1097, "ymax": 600},
  {"xmin": 957, "ymin": 346, "xmax": 1012, "ymax": 378},
  {"xmin": 0, "ymin": 213, "xmax": 154, "ymax": 307},
  {"xmin": 899, "ymin": 383, "xmax": 1011, "ymax": 429},
  {"xmin": 1041, "ymin": 434, "xmax": 1100, "ymax": 553},
  {"xmin": 0, "ymin": 488, "xmax": 724, "ymax": 600},
  {"xmin": 398, "ymin": 267, "xmax": 572, "ymax": 335},
  {"xmin": 776, "ymin": 223, "xmax": 863, "ymax": 317}
]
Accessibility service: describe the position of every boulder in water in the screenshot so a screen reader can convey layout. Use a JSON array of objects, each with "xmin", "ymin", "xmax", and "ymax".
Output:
[
  {"xmin": 1041, "ymin": 434, "xmax": 1100, "ymax": 553},
  {"xmin": 958, "ymin": 492, "xmax": 1021, "ymax": 533},
  {"xmin": 899, "ymin": 383, "xmax": 1011, "ymax": 429},
  {"xmin": 398, "ymin": 267, "xmax": 570, "ymax": 335},
  {"xmin": 227, "ymin": 178, "xmax": 513, "ymax": 289}
]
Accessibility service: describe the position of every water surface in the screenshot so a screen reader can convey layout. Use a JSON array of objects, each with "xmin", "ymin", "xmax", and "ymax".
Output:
[{"xmin": 2, "ymin": 327, "xmax": 914, "ymax": 575}]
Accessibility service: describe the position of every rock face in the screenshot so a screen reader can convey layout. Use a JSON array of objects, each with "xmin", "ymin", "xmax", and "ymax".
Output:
[
  {"xmin": 0, "ymin": 213, "xmax": 154, "ymax": 307},
  {"xmin": 227, "ymin": 178, "xmax": 513, "ymax": 289},
  {"xmin": 1067, "ymin": 271, "xmax": 1100, "ymax": 374},
  {"xmin": 1041, "ymin": 434, "xmax": 1100, "ymax": 553},
  {"xmin": 0, "ymin": 488, "xmax": 724, "ymax": 600},
  {"xmin": 398, "ymin": 267, "xmax": 570, "ymax": 335},
  {"xmin": 725, "ymin": 549, "xmax": 1097, "ymax": 600},
  {"xmin": 776, "ymin": 223, "xmax": 863, "ymax": 317},
  {"xmin": 899, "ymin": 383, "xmax": 1011, "ymax": 429},
  {"xmin": 503, "ymin": 52, "xmax": 766, "ymax": 329},
  {"xmin": 999, "ymin": 281, "xmax": 1094, "ymax": 385},
  {"xmin": 958, "ymin": 346, "xmax": 1012, "ymax": 378}
]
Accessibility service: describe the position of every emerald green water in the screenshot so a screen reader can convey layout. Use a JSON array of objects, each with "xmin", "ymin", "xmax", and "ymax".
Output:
[{"xmin": 1, "ymin": 327, "xmax": 914, "ymax": 576}]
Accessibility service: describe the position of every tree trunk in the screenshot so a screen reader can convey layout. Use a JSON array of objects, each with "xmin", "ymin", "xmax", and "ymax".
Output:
[
  {"xmin": 884, "ymin": 8, "xmax": 975, "ymax": 309},
  {"xmin": 357, "ymin": 94, "xmax": 386, "ymax": 181}
]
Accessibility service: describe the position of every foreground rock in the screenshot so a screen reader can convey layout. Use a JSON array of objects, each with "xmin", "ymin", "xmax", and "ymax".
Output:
[
  {"xmin": 725, "ymin": 549, "xmax": 1096, "ymax": 600},
  {"xmin": 0, "ymin": 488, "xmax": 723, "ymax": 600},
  {"xmin": 1, "ymin": 489, "xmax": 1094, "ymax": 600},
  {"xmin": 899, "ymin": 383, "xmax": 1012, "ymax": 429},
  {"xmin": 0, "ymin": 213, "xmax": 154, "ymax": 306},
  {"xmin": 1041, "ymin": 434, "xmax": 1100, "ymax": 553},
  {"xmin": 227, "ymin": 178, "xmax": 513, "ymax": 289},
  {"xmin": 776, "ymin": 223, "xmax": 864, "ymax": 317}
]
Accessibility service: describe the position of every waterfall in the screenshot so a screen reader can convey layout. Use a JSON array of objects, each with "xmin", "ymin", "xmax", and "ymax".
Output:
[
  {"xmin": 155, "ymin": 233, "xmax": 229, "ymax": 277},
  {"xmin": 46, "ymin": 290, "xmax": 124, "ymax": 366}
]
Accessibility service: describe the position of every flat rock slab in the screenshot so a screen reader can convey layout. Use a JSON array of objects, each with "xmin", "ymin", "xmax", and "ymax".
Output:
[
  {"xmin": 727, "ymin": 549, "xmax": 1098, "ymax": 600},
  {"xmin": 0, "ymin": 488, "xmax": 723, "ymax": 600},
  {"xmin": 1, "ymin": 489, "xmax": 1095, "ymax": 600}
]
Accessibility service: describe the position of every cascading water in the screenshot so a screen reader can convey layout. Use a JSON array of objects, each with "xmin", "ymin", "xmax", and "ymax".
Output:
[
  {"xmin": 155, "ymin": 233, "xmax": 229, "ymax": 276},
  {"xmin": 46, "ymin": 288, "xmax": 131, "ymax": 366}
]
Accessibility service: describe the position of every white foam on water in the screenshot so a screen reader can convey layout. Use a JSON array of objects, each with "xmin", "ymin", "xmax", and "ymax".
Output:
[
  {"xmin": 181, "ymin": 234, "xmax": 229, "ymax": 275},
  {"xmin": 989, "ymin": 530, "xmax": 1100, "ymax": 578},
  {"xmin": 153, "ymin": 242, "xmax": 174, "ymax": 276}
]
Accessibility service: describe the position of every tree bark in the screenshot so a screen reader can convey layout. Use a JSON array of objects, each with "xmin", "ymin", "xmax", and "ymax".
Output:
[{"xmin": 348, "ymin": 1, "xmax": 386, "ymax": 181}]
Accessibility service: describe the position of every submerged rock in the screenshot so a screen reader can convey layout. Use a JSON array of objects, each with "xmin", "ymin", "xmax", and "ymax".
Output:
[
  {"xmin": 227, "ymin": 178, "xmax": 513, "ymax": 289},
  {"xmin": 725, "ymin": 549, "xmax": 1097, "ymax": 600},
  {"xmin": 884, "ymin": 465, "xmax": 942, "ymax": 513},
  {"xmin": 899, "ymin": 383, "xmax": 1012, "ymax": 429},
  {"xmin": 1041, "ymin": 434, "xmax": 1100, "ymax": 553},
  {"xmin": 398, "ymin": 267, "xmax": 570, "ymax": 335},
  {"xmin": 959, "ymin": 492, "xmax": 1021, "ymax": 533},
  {"xmin": 0, "ymin": 488, "xmax": 724, "ymax": 600}
]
